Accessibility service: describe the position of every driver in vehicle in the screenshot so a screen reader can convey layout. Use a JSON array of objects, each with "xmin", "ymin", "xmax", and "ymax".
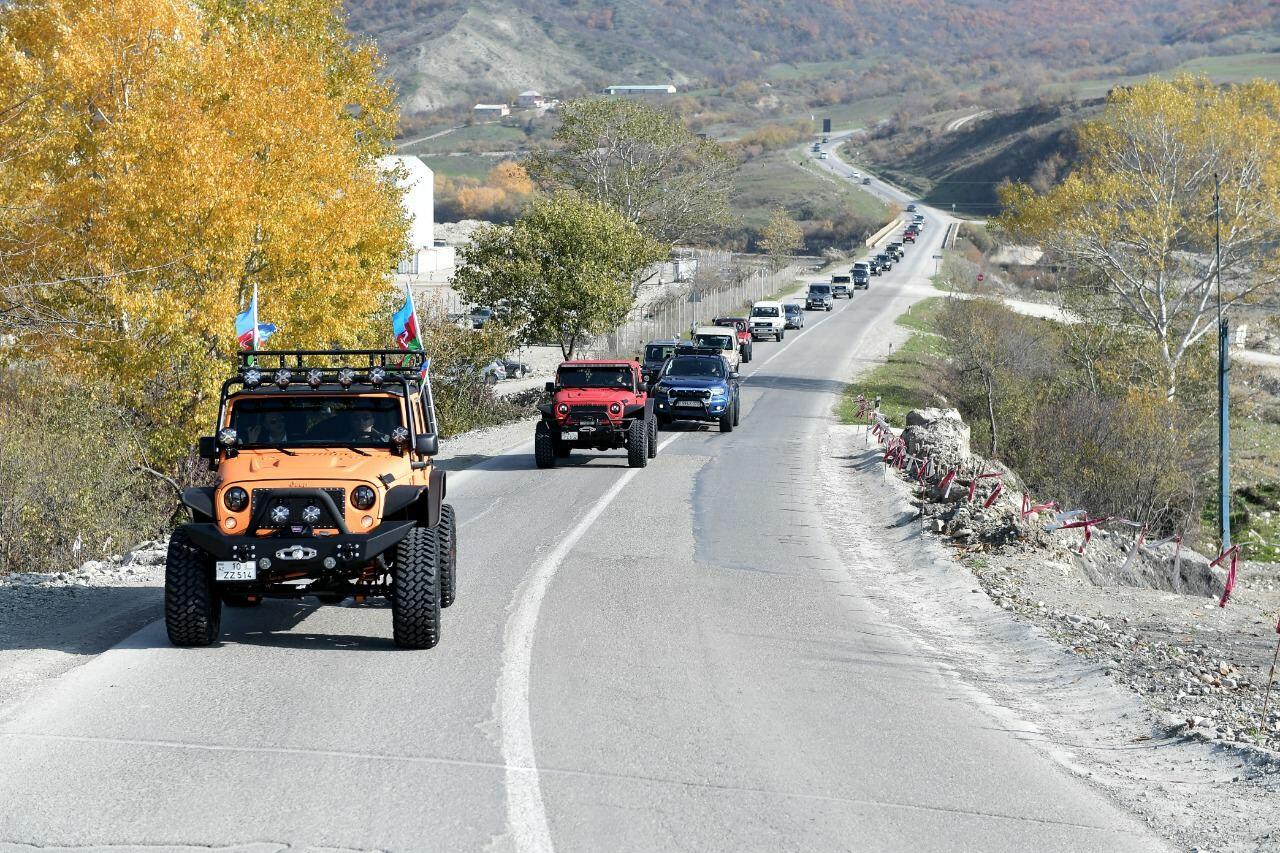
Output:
[
  {"xmin": 245, "ymin": 411, "xmax": 288, "ymax": 444},
  {"xmin": 351, "ymin": 409, "xmax": 388, "ymax": 442}
]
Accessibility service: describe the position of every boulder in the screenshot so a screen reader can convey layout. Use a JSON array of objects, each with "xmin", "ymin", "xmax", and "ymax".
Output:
[{"xmin": 902, "ymin": 408, "xmax": 970, "ymax": 472}]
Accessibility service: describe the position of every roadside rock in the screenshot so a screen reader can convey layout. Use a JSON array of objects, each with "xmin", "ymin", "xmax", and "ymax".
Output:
[{"xmin": 902, "ymin": 408, "xmax": 970, "ymax": 472}]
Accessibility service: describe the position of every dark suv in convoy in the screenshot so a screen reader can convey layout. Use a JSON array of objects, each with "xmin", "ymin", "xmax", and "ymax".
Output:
[
  {"xmin": 887, "ymin": 242, "xmax": 904, "ymax": 261},
  {"xmin": 640, "ymin": 339, "xmax": 681, "ymax": 385},
  {"xmin": 652, "ymin": 351, "xmax": 740, "ymax": 432},
  {"xmin": 852, "ymin": 265, "xmax": 870, "ymax": 289},
  {"xmin": 805, "ymin": 283, "xmax": 834, "ymax": 311},
  {"xmin": 875, "ymin": 252, "xmax": 894, "ymax": 272}
]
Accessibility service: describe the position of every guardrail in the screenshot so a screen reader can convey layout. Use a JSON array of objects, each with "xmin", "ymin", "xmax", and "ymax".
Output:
[
  {"xmin": 866, "ymin": 216, "xmax": 903, "ymax": 249},
  {"xmin": 942, "ymin": 221, "xmax": 960, "ymax": 249}
]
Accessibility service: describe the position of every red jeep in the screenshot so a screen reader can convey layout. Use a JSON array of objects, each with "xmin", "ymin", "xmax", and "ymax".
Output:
[
  {"xmin": 536, "ymin": 360, "xmax": 657, "ymax": 469},
  {"xmin": 712, "ymin": 317, "xmax": 753, "ymax": 363},
  {"xmin": 902, "ymin": 227, "xmax": 918, "ymax": 243}
]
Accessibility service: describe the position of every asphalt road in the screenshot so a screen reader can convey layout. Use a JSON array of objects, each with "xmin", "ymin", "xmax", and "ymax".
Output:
[{"xmin": 0, "ymin": 164, "xmax": 1163, "ymax": 852}]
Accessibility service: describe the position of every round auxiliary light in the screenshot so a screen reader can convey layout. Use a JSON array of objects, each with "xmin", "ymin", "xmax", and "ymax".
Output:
[
  {"xmin": 223, "ymin": 486, "xmax": 249, "ymax": 512},
  {"xmin": 275, "ymin": 368, "xmax": 292, "ymax": 389},
  {"xmin": 307, "ymin": 369, "xmax": 324, "ymax": 389},
  {"xmin": 301, "ymin": 504, "xmax": 322, "ymax": 524},
  {"xmin": 269, "ymin": 504, "xmax": 291, "ymax": 524},
  {"xmin": 322, "ymin": 556, "xmax": 337, "ymax": 569},
  {"xmin": 351, "ymin": 485, "xmax": 376, "ymax": 511},
  {"xmin": 337, "ymin": 368, "xmax": 355, "ymax": 388},
  {"xmin": 258, "ymin": 557, "xmax": 272, "ymax": 570},
  {"xmin": 391, "ymin": 426, "xmax": 410, "ymax": 447},
  {"xmin": 557, "ymin": 403, "xmax": 569, "ymax": 415},
  {"xmin": 368, "ymin": 366, "xmax": 386, "ymax": 387},
  {"xmin": 243, "ymin": 368, "xmax": 262, "ymax": 388},
  {"xmin": 224, "ymin": 517, "xmax": 237, "ymax": 530},
  {"xmin": 217, "ymin": 428, "xmax": 239, "ymax": 448},
  {"xmin": 609, "ymin": 402, "xmax": 621, "ymax": 415},
  {"xmin": 360, "ymin": 515, "xmax": 374, "ymax": 529}
]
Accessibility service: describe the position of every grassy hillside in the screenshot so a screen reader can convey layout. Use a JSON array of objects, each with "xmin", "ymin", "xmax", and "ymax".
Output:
[{"xmin": 344, "ymin": 0, "xmax": 1277, "ymax": 118}]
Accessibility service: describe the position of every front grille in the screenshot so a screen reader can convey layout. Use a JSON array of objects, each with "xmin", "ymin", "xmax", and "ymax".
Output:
[
  {"xmin": 671, "ymin": 388, "xmax": 712, "ymax": 400},
  {"xmin": 568, "ymin": 404, "xmax": 610, "ymax": 424},
  {"xmin": 251, "ymin": 488, "xmax": 345, "ymax": 529}
]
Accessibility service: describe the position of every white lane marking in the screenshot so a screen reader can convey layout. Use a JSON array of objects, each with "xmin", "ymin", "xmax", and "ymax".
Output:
[{"xmin": 500, "ymin": 432, "xmax": 683, "ymax": 853}]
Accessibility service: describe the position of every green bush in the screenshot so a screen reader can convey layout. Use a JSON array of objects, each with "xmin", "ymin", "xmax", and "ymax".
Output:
[{"xmin": 0, "ymin": 369, "xmax": 172, "ymax": 575}]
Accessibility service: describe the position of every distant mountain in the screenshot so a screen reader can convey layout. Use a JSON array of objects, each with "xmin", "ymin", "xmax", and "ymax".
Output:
[{"xmin": 343, "ymin": 0, "xmax": 1276, "ymax": 114}]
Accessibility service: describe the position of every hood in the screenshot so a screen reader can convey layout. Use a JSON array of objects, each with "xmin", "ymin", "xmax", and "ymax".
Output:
[
  {"xmin": 657, "ymin": 376, "xmax": 728, "ymax": 391},
  {"xmin": 555, "ymin": 387, "xmax": 639, "ymax": 406},
  {"xmin": 219, "ymin": 448, "xmax": 412, "ymax": 487}
]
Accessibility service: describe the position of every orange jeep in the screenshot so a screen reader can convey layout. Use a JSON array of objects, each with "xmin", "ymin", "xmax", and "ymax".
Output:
[{"xmin": 168, "ymin": 349, "xmax": 455, "ymax": 649}]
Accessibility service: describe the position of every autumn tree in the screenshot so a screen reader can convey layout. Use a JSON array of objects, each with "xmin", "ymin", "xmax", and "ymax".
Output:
[
  {"xmin": 525, "ymin": 97, "xmax": 737, "ymax": 246},
  {"xmin": 452, "ymin": 196, "xmax": 664, "ymax": 359},
  {"xmin": 998, "ymin": 75, "xmax": 1280, "ymax": 400},
  {"xmin": 758, "ymin": 209, "xmax": 805, "ymax": 265},
  {"xmin": 0, "ymin": 0, "xmax": 406, "ymax": 463}
]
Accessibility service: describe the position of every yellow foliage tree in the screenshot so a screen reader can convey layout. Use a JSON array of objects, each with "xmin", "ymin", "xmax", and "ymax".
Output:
[
  {"xmin": 456, "ymin": 186, "xmax": 510, "ymax": 219},
  {"xmin": 0, "ymin": 0, "xmax": 407, "ymax": 464},
  {"xmin": 998, "ymin": 75, "xmax": 1280, "ymax": 400},
  {"xmin": 488, "ymin": 161, "xmax": 535, "ymax": 196}
]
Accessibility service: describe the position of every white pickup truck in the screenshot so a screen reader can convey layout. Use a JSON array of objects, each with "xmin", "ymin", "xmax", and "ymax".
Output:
[{"xmin": 749, "ymin": 300, "xmax": 786, "ymax": 342}]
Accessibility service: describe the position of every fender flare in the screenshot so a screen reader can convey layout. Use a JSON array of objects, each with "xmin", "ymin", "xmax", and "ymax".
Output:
[
  {"xmin": 181, "ymin": 487, "xmax": 215, "ymax": 523},
  {"xmin": 384, "ymin": 469, "xmax": 445, "ymax": 528}
]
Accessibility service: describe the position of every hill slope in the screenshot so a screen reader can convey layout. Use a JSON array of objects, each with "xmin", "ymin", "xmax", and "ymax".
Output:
[{"xmin": 344, "ymin": 0, "xmax": 1277, "ymax": 113}]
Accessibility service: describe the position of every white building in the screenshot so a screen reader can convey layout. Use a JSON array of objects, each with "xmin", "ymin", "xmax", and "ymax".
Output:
[
  {"xmin": 473, "ymin": 103, "xmax": 510, "ymax": 117},
  {"xmin": 516, "ymin": 90, "xmax": 545, "ymax": 108},
  {"xmin": 603, "ymin": 84, "xmax": 677, "ymax": 96},
  {"xmin": 378, "ymin": 155, "xmax": 455, "ymax": 280}
]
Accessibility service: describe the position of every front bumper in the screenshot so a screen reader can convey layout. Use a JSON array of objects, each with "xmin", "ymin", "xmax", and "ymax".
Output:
[
  {"xmin": 184, "ymin": 521, "xmax": 415, "ymax": 566},
  {"xmin": 655, "ymin": 397, "xmax": 729, "ymax": 421}
]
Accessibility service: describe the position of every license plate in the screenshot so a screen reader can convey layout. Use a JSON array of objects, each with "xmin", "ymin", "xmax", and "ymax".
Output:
[
  {"xmin": 560, "ymin": 430, "xmax": 578, "ymax": 441},
  {"xmin": 676, "ymin": 400, "xmax": 703, "ymax": 407},
  {"xmin": 216, "ymin": 560, "xmax": 256, "ymax": 581}
]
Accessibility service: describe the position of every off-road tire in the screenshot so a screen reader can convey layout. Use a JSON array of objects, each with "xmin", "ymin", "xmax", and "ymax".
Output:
[
  {"xmin": 741, "ymin": 345, "xmax": 751, "ymax": 364},
  {"xmin": 647, "ymin": 415, "xmax": 657, "ymax": 458},
  {"xmin": 438, "ymin": 503, "xmax": 457, "ymax": 609},
  {"xmin": 777, "ymin": 329, "xmax": 785, "ymax": 341},
  {"xmin": 627, "ymin": 418, "xmax": 648, "ymax": 468},
  {"xmin": 392, "ymin": 526, "xmax": 442, "ymax": 649},
  {"xmin": 719, "ymin": 406, "xmax": 734, "ymax": 433},
  {"xmin": 534, "ymin": 421, "xmax": 556, "ymax": 469},
  {"xmin": 165, "ymin": 528, "xmax": 221, "ymax": 647},
  {"xmin": 222, "ymin": 593, "xmax": 261, "ymax": 608},
  {"xmin": 826, "ymin": 305, "xmax": 833, "ymax": 311}
]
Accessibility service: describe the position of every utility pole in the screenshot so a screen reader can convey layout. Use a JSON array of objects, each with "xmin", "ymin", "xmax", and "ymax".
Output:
[{"xmin": 1215, "ymin": 174, "xmax": 1232, "ymax": 550}]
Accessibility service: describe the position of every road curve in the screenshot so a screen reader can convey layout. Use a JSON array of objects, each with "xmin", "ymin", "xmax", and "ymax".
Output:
[{"xmin": 0, "ymin": 176, "xmax": 1164, "ymax": 851}]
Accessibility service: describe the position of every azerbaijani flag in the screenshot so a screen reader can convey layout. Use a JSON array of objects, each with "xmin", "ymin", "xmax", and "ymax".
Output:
[
  {"xmin": 392, "ymin": 283, "xmax": 429, "ymax": 377},
  {"xmin": 235, "ymin": 285, "xmax": 259, "ymax": 351}
]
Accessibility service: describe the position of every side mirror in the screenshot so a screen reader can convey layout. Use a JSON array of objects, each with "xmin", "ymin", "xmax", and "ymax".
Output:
[
  {"xmin": 729, "ymin": 371, "xmax": 739, "ymax": 379},
  {"xmin": 544, "ymin": 381, "xmax": 555, "ymax": 393},
  {"xmin": 198, "ymin": 436, "xmax": 219, "ymax": 461},
  {"xmin": 415, "ymin": 433, "xmax": 439, "ymax": 457}
]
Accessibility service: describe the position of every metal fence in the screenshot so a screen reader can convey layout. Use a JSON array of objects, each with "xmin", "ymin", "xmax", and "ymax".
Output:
[{"xmin": 586, "ymin": 250, "xmax": 820, "ymax": 358}]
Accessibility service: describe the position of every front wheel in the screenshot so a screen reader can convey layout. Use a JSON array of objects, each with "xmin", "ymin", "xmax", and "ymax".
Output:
[
  {"xmin": 534, "ymin": 421, "xmax": 556, "ymax": 469},
  {"xmin": 627, "ymin": 418, "xmax": 648, "ymax": 468},
  {"xmin": 719, "ymin": 407, "xmax": 734, "ymax": 433},
  {"xmin": 164, "ymin": 528, "xmax": 221, "ymax": 647},
  {"xmin": 732, "ymin": 397, "xmax": 740, "ymax": 426},
  {"xmin": 392, "ymin": 526, "xmax": 442, "ymax": 649}
]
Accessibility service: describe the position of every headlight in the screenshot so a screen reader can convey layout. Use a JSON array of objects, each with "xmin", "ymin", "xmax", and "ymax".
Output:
[
  {"xmin": 710, "ymin": 388, "xmax": 728, "ymax": 399},
  {"xmin": 223, "ymin": 487, "xmax": 249, "ymax": 512},
  {"xmin": 609, "ymin": 402, "xmax": 621, "ymax": 415},
  {"xmin": 301, "ymin": 504, "xmax": 322, "ymax": 524},
  {"xmin": 269, "ymin": 504, "xmax": 291, "ymax": 524},
  {"xmin": 351, "ymin": 485, "xmax": 376, "ymax": 510},
  {"xmin": 557, "ymin": 403, "xmax": 569, "ymax": 415}
]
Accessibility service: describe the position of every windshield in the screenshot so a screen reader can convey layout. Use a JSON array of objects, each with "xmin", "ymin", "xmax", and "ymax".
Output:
[
  {"xmin": 751, "ymin": 306, "xmax": 779, "ymax": 317},
  {"xmin": 832, "ymin": 276, "xmax": 851, "ymax": 284},
  {"xmin": 784, "ymin": 305, "xmax": 801, "ymax": 314},
  {"xmin": 809, "ymin": 285, "xmax": 831, "ymax": 295},
  {"xmin": 694, "ymin": 333, "xmax": 734, "ymax": 351},
  {"xmin": 644, "ymin": 344, "xmax": 675, "ymax": 363},
  {"xmin": 557, "ymin": 365, "xmax": 634, "ymax": 389},
  {"xmin": 663, "ymin": 356, "xmax": 725, "ymax": 378},
  {"xmin": 230, "ymin": 396, "xmax": 403, "ymax": 447}
]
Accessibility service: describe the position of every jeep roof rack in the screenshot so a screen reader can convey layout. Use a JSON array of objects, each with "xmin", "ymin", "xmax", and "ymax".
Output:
[{"xmin": 239, "ymin": 349, "xmax": 426, "ymax": 376}]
